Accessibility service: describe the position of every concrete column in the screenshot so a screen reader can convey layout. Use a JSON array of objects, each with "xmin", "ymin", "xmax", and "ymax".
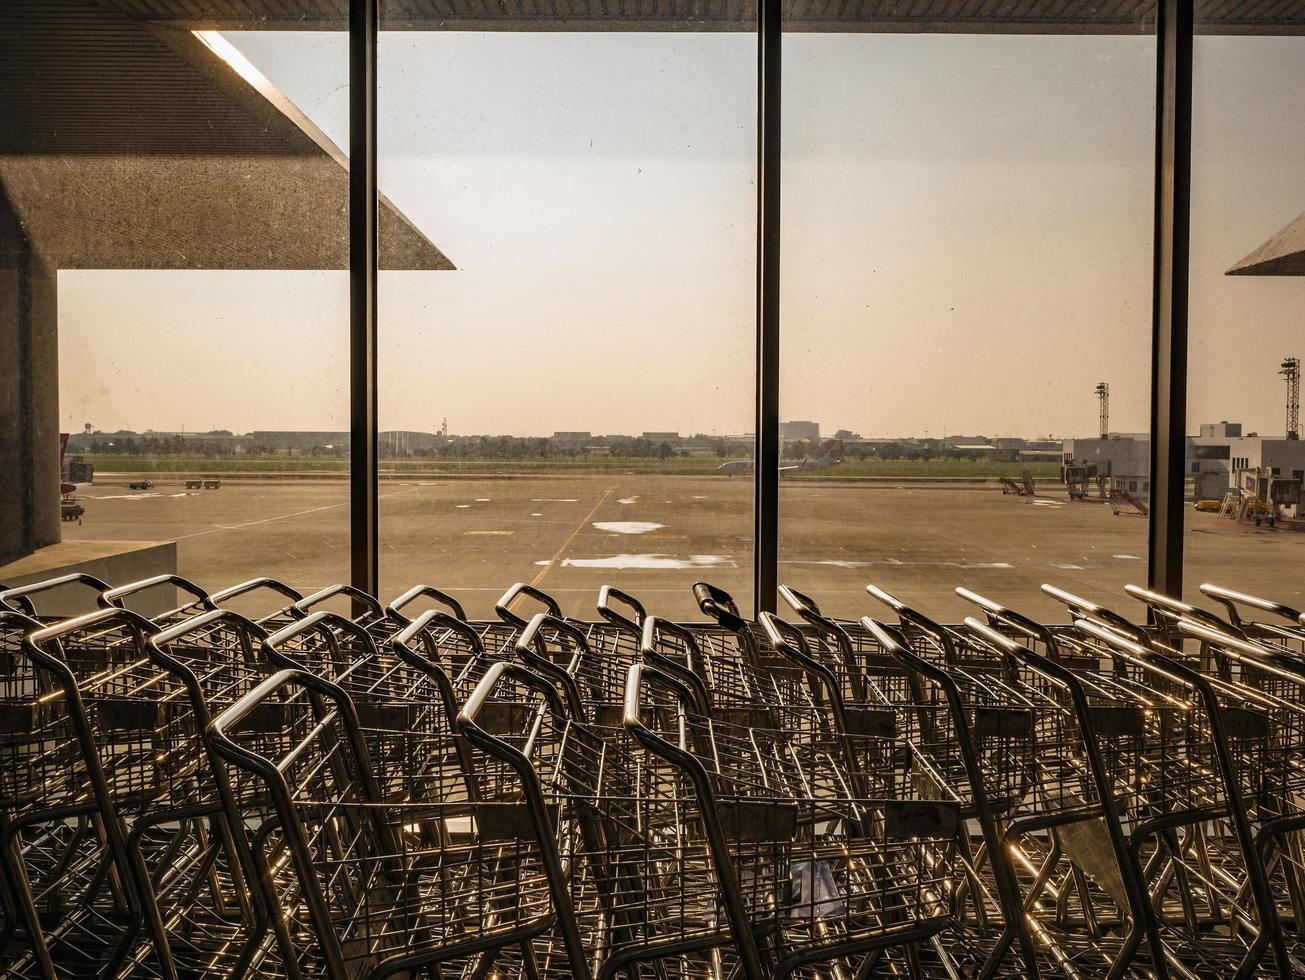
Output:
[{"xmin": 0, "ymin": 182, "xmax": 60, "ymax": 565}]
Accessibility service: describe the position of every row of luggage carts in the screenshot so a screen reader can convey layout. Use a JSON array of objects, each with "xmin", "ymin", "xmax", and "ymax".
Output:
[{"xmin": 1, "ymin": 569, "xmax": 1305, "ymax": 978}]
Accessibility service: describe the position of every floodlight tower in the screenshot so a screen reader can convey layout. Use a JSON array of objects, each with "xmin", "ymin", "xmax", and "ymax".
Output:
[
  {"xmin": 1282, "ymin": 357, "xmax": 1301, "ymax": 440},
  {"xmin": 1095, "ymin": 382, "xmax": 1110, "ymax": 439}
]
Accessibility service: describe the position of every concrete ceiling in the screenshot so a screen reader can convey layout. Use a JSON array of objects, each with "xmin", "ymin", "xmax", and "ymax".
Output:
[
  {"xmin": 1228, "ymin": 212, "xmax": 1305, "ymax": 277},
  {"xmin": 1, "ymin": 0, "xmax": 452, "ymax": 271},
  {"xmin": 93, "ymin": 0, "xmax": 1305, "ymax": 34}
]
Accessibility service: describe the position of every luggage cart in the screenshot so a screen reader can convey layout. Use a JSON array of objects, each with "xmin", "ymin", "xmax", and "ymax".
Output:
[
  {"xmin": 971, "ymin": 584, "xmax": 1297, "ymax": 977},
  {"xmin": 613, "ymin": 660, "xmax": 960, "ymax": 980},
  {"xmin": 5, "ymin": 606, "xmax": 171, "ymax": 980},
  {"xmin": 210, "ymin": 666, "xmax": 588, "ymax": 980},
  {"xmin": 1072, "ymin": 618, "xmax": 1290, "ymax": 979}
]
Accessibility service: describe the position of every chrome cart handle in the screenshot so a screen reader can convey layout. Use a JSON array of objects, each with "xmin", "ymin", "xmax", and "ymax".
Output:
[
  {"xmin": 209, "ymin": 577, "xmax": 304, "ymax": 606},
  {"xmin": 292, "ymin": 583, "xmax": 383, "ymax": 620},
  {"xmin": 495, "ymin": 582, "xmax": 563, "ymax": 628},
  {"xmin": 391, "ymin": 608, "xmax": 486, "ymax": 661},
  {"xmin": 1199, "ymin": 583, "xmax": 1303, "ymax": 630},
  {"xmin": 596, "ymin": 585, "xmax": 647, "ymax": 638},
  {"xmin": 262, "ymin": 610, "xmax": 379, "ymax": 673},
  {"xmin": 0, "ymin": 572, "xmax": 114, "ymax": 613},
  {"xmin": 1123, "ymin": 584, "xmax": 1238, "ymax": 635},
  {"xmin": 100, "ymin": 574, "xmax": 216, "ymax": 612},
  {"xmin": 692, "ymin": 581, "xmax": 746, "ymax": 632},
  {"xmin": 386, "ymin": 584, "xmax": 466, "ymax": 625}
]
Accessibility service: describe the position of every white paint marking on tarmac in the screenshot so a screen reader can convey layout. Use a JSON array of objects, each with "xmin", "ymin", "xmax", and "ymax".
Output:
[
  {"xmin": 618, "ymin": 496, "xmax": 639, "ymax": 504},
  {"xmin": 456, "ymin": 504, "xmax": 470, "ymax": 508},
  {"xmin": 532, "ymin": 498, "xmax": 579, "ymax": 502},
  {"xmin": 466, "ymin": 530, "xmax": 512, "ymax": 536},
  {"xmin": 92, "ymin": 493, "xmax": 163, "ymax": 500},
  {"xmin": 536, "ymin": 554, "xmax": 736, "ymax": 570},
  {"xmin": 782, "ymin": 559, "xmax": 1014, "ymax": 570},
  {"xmin": 476, "ymin": 498, "xmax": 491, "ymax": 502},
  {"xmin": 530, "ymin": 512, "xmax": 543, "ymax": 517},
  {"xmin": 174, "ymin": 484, "xmax": 421, "ymax": 541},
  {"xmin": 1053, "ymin": 563, "xmax": 1086, "ymax": 570},
  {"xmin": 691, "ymin": 495, "xmax": 707, "ymax": 499},
  {"xmin": 593, "ymin": 521, "xmax": 664, "ymax": 534},
  {"xmin": 1113, "ymin": 554, "xmax": 1144, "ymax": 560}
]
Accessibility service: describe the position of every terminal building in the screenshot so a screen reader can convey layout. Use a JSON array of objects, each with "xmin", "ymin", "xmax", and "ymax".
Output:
[{"xmin": 1063, "ymin": 421, "xmax": 1305, "ymax": 510}]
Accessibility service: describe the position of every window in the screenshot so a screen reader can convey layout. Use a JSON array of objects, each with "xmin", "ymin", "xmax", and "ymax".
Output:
[
  {"xmin": 1185, "ymin": 7, "xmax": 1305, "ymax": 607},
  {"xmin": 376, "ymin": 12, "xmax": 757, "ymax": 619},
  {"xmin": 778, "ymin": 9, "xmax": 1156, "ymax": 620},
  {"xmin": 5, "ymin": 5, "xmax": 355, "ymax": 613}
]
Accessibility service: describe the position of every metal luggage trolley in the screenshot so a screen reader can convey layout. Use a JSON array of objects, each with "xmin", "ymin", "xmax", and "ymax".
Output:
[
  {"xmin": 862, "ymin": 585, "xmax": 1172, "ymax": 978},
  {"xmin": 210, "ymin": 665, "xmax": 589, "ymax": 980},
  {"xmin": 606, "ymin": 660, "xmax": 959, "ymax": 979},
  {"xmin": 0, "ymin": 605, "xmax": 148, "ymax": 980},
  {"xmin": 7, "ymin": 605, "xmax": 188, "ymax": 980},
  {"xmin": 1047, "ymin": 593, "xmax": 1291, "ymax": 980},
  {"xmin": 1169, "ymin": 617, "xmax": 1305, "ymax": 978}
]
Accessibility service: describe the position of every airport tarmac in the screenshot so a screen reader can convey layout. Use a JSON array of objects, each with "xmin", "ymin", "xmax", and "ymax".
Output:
[{"xmin": 65, "ymin": 473, "xmax": 1302, "ymax": 622}]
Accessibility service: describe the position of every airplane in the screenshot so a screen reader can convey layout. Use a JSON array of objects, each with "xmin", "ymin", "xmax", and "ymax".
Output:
[{"xmin": 718, "ymin": 441, "xmax": 843, "ymax": 476}]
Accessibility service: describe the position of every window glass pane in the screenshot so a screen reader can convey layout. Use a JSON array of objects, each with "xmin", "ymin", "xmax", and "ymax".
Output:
[
  {"xmin": 2, "ymin": 4, "xmax": 353, "ymax": 615},
  {"xmin": 378, "ymin": 15, "xmax": 757, "ymax": 620},
  {"xmin": 779, "ymin": 9, "xmax": 1156, "ymax": 621},
  {"xmin": 1185, "ymin": 8, "xmax": 1305, "ymax": 610}
]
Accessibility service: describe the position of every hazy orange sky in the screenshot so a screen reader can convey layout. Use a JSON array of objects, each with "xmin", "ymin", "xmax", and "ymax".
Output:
[{"xmin": 57, "ymin": 29, "xmax": 1305, "ymax": 440}]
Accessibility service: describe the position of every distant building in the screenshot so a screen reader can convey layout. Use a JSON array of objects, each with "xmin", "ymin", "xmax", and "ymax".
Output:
[
  {"xmin": 780, "ymin": 420, "xmax": 820, "ymax": 442},
  {"xmin": 552, "ymin": 431, "xmax": 591, "ymax": 443},
  {"xmin": 833, "ymin": 429, "xmax": 862, "ymax": 441},
  {"xmin": 641, "ymin": 432, "xmax": 680, "ymax": 442},
  {"xmin": 1063, "ymin": 421, "xmax": 1305, "ymax": 504}
]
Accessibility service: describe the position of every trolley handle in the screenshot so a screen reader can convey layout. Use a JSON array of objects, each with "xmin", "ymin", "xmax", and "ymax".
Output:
[
  {"xmin": 861, "ymin": 616, "xmax": 954, "ymax": 690},
  {"xmin": 209, "ymin": 577, "xmax": 304, "ymax": 607},
  {"xmin": 1177, "ymin": 618, "xmax": 1305, "ymax": 690},
  {"xmin": 23, "ymin": 606, "xmax": 159, "ymax": 695},
  {"xmin": 867, "ymin": 586, "xmax": 960, "ymax": 664},
  {"xmin": 27, "ymin": 604, "xmax": 156, "ymax": 649},
  {"xmin": 1122, "ymin": 584, "xmax": 1237, "ymax": 635},
  {"xmin": 391, "ymin": 609, "xmax": 485, "ymax": 660},
  {"xmin": 386, "ymin": 585, "xmax": 466, "ymax": 625},
  {"xmin": 692, "ymin": 582, "xmax": 746, "ymax": 633},
  {"xmin": 954, "ymin": 587, "xmax": 1052, "ymax": 645},
  {"xmin": 596, "ymin": 585, "xmax": 647, "ymax": 638},
  {"xmin": 148, "ymin": 608, "xmax": 266, "ymax": 673},
  {"xmin": 639, "ymin": 615, "xmax": 709, "ymax": 675},
  {"xmin": 778, "ymin": 584, "xmax": 821, "ymax": 619},
  {"xmin": 758, "ymin": 612, "xmax": 845, "ymax": 724},
  {"xmin": 262, "ymin": 610, "xmax": 379, "ymax": 673},
  {"xmin": 100, "ymin": 574, "xmax": 216, "ymax": 612},
  {"xmin": 1041, "ymin": 585, "xmax": 1144, "ymax": 640},
  {"xmin": 622, "ymin": 661, "xmax": 702, "ymax": 733},
  {"xmin": 496, "ymin": 613, "xmax": 584, "ymax": 722},
  {"xmin": 1073, "ymin": 618, "xmax": 1224, "ymax": 699},
  {"xmin": 964, "ymin": 617, "xmax": 1077, "ymax": 695},
  {"xmin": 0, "ymin": 572, "xmax": 115, "ymax": 614},
  {"xmin": 0, "ymin": 588, "xmax": 35, "ymax": 616},
  {"xmin": 516, "ymin": 612, "xmax": 592, "ymax": 662},
  {"xmin": 292, "ymin": 584, "xmax": 383, "ymax": 620},
  {"xmin": 1198, "ymin": 583, "xmax": 1303, "ymax": 630},
  {"xmin": 459, "ymin": 660, "xmax": 568, "ymax": 732},
  {"xmin": 209, "ymin": 668, "xmax": 376, "ymax": 788},
  {"xmin": 637, "ymin": 616, "xmax": 712, "ymax": 715},
  {"xmin": 495, "ymin": 583, "xmax": 562, "ymax": 628}
]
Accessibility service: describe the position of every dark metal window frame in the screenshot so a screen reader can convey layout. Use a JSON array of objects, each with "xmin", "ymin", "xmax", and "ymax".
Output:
[{"xmin": 349, "ymin": 0, "xmax": 1196, "ymax": 612}]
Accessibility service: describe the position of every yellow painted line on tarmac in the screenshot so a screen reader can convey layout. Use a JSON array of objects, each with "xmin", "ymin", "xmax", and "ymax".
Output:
[{"xmin": 522, "ymin": 487, "xmax": 615, "ymax": 598}]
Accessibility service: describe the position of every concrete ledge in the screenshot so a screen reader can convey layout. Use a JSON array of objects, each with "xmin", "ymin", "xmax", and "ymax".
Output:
[{"xmin": 0, "ymin": 539, "xmax": 177, "ymax": 616}]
